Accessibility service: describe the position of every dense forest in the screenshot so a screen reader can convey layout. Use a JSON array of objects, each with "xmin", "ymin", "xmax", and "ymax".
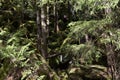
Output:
[{"xmin": 0, "ymin": 0, "xmax": 120, "ymax": 80}]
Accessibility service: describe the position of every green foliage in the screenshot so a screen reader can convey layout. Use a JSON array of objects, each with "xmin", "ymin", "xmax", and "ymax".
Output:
[
  {"xmin": 0, "ymin": 28, "xmax": 35, "ymax": 67},
  {"xmin": 1, "ymin": 0, "xmax": 120, "ymax": 79},
  {"xmin": 61, "ymin": 15, "xmax": 120, "ymax": 65},
  {"xmin": 68, "ymin": 19, "xmax": 110, "ymax": 39},
  {"xmin": 71, "ymin": 0, "xmax": 119, "ymax": 12},
  {"xmin": 69, "ymin": 0, "xmax": 119, "ymax": 20},
  {"xmin": 0, "ymin": 27, "xmax": 36, "ymax": 79}
]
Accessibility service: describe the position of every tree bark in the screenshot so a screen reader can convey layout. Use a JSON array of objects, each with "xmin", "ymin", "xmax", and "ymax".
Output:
[
  {"xmin": 36, "ymin": 9, "xmax": 42, "ymax": 55},
  {"xmin": 54, "ymin": 0, "xmax": 59, "ymax": 33},
  {"xmin": 40, "ymin": 5, "xmax": 48, "ymax": 58},
  {"xmin": 46, "ymin": 0, "xmax": 50, "ymax": 37},
  {"xmin": 36, "ymin": 4, "xmax": 48, "ymax": 58},
  {"xmin": 106, "ymin": 44, "xmax": 118, "ymax": 80}
]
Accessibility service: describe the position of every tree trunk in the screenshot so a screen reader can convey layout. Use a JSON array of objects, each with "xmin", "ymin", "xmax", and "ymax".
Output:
[
  {"xmin": 54, "ymin": 0, "xmax": 59, "ymax": 33},
  {"xmin": 46, "ymin": 0, "xmax": 50, "ymax": 37},
  {"xmin": 36, "ymin": 9, "xmax": 42, "ymax": 55},
  {"xmin": 36, "ymin": 4, "xmax": 48, "ymax": 58},
  {"xmin": 106, "ymin": 44, "xmax": 118, "ymax": 80},
  {"xmin": 41, "ymin": 5, "xmax": 48, "ymax": 58}
]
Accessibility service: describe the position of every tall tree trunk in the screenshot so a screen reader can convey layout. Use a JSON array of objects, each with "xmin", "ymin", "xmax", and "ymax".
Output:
[
  {"xmin": 36, "ymin": 4, "xmax": 48, "ymax": 58},
  {"xmin": 54, "ymin": 0, "xmax": 59, "ymax": 33},
  {"xmin": 36, "ymin": 3, "xmax": 60, "ymax": 80},
  {"xmin": 46, "ymin": 0, "xmax": 50, "ymax": 37},
  {"xmin": 41, "ymin": 5, "xmax": 48, "ymax": 58},
  {"xmin": 36, "ymin": 9, "xmax": 42, "ymax": 55}
]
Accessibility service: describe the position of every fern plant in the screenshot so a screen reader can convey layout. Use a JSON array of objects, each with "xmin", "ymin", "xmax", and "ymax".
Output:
[
  {"xmin": 1, "ymin": 28, "xmax": 36, "ymax": 66},
  {"xmin": 61, "ymin": 16, "xmax": 120, "ymax": 66}
]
